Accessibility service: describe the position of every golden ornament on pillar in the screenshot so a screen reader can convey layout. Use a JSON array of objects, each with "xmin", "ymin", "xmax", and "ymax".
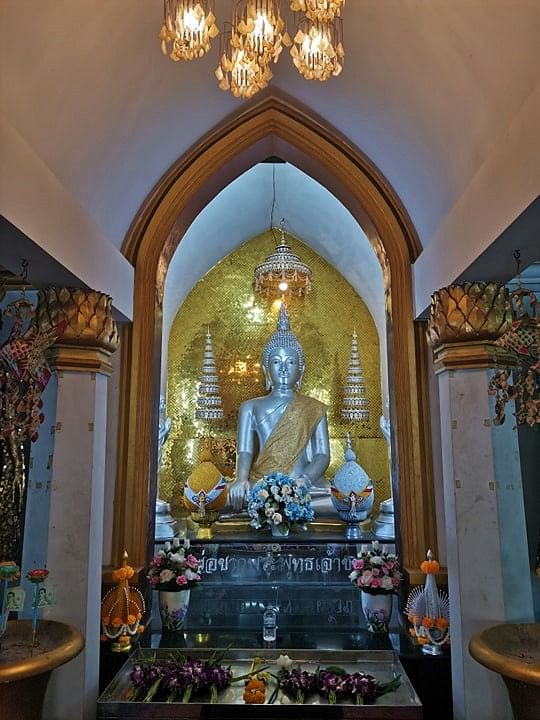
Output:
[
  {"xmin": 427, "ymin": 283, "xmax": 513, "ymax": 347},
  {"xmin": 36, "ymin": 287, "xmax": 119, "ymax": 375}
]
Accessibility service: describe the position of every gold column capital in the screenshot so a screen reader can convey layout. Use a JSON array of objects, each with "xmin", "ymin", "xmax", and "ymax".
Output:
[
  {"xmin": 434, "ymin": 340, "xmax": 517, "ymax": 373},
  {"xmin": 428, "ymin": 283, "xmax": 513, "ymax": 349},
  {"xmin": 37, "ymin": 287, "xmax": 119, "ymax": 375}
]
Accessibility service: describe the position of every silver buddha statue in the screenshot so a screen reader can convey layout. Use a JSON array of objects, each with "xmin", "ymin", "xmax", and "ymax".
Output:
[{"xmin": 229, "ymin": 304, "xmax": 333, "ymax": 514}]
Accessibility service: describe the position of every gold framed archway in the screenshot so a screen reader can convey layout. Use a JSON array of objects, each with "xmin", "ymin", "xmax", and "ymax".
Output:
[{"xmin": 113, "ymin": 93, "xmax": 436, "ymax": 577}]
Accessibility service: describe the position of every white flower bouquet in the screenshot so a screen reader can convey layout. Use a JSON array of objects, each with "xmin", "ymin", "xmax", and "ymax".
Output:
[{"xmin": 247, "ymin": 472, "xmax": 315, "ymax": 533}]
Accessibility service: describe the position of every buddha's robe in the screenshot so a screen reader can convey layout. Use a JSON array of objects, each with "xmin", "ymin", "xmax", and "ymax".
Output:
[{"xmin": 250, "ymin": 394, "xmax": 327, "ymax": 481}]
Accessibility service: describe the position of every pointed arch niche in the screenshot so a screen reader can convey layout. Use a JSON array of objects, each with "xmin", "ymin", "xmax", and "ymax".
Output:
[{"xmin": 113, "ymin": 95, "xmax": 436, "ymax": 578}]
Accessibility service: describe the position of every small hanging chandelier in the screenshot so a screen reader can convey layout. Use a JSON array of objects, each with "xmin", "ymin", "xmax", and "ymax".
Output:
[
  {"xmin": 159, "ymin": 1, "xmax": 219, "ymax": 62},
  {"xmin": 254, "ymin": 219, "xmax": 313, "ymax": 298},
  {"xmin": 291, "ymin": 15, "xmax": 344, "ymax": 81},
  {"xmin": 231, "ymin": 0, "xmax": 291, "ymax": 67},
  {"xmin": 290, "ymin": 0, "xmax": 345, "ymax": 22},
  {"xmin": 215, "ymin": 25, "xmax": 273, "ymax": 98}
]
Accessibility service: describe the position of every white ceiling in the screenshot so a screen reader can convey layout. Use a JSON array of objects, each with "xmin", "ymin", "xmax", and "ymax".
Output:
[
  {"xmin": 1, "ymin": 0, "xmax": 539, "ymax": 317},
  {"xmin": 163, "ymin": 162, "xmax": 384, "ymax": 340},
  {"xmin": 162, "ymin": 161, "xmax": 387, "ymax": 397}
]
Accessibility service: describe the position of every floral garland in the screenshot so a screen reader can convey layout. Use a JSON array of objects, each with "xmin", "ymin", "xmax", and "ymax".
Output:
[
  {"xmin": 129, "ymin": 654, "xmax": 232, "ymax": 704},
  {"xmin": 275, "ymin": 655, "xmax": 400, "ymax": 705}
]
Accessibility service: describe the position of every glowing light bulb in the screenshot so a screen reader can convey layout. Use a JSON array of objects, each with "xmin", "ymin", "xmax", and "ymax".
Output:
[
  {"xmin": 278, "ymin": 281, "xmax": 289, "ymax": 291},
  {"xmin": 183, "ymin": 9, "xmax": 201, "ymax": 32}
]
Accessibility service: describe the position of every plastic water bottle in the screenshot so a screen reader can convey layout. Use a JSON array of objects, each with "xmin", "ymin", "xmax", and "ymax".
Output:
[{"xmin": 263, "ymin": 605, "xmax": 277, "ymax": 644}]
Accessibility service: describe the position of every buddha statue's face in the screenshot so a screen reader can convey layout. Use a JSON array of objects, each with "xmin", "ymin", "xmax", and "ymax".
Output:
[{"xmin": 264, "ymin": 347, "xmax": 302, "ymax": 391}]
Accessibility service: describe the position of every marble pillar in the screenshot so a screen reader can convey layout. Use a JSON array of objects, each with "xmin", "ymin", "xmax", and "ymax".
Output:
[
  {"xmin": 429, "ymin": 284, "xmax": 534, "ymax": 720},
  {"xmin": 37, "ymin": 288, "xmax": 119, "ymax": 720}
]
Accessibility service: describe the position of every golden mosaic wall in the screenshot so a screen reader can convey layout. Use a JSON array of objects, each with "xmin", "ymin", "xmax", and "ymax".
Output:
[{"xmin": 162, "ymin": 231, "xmax": 389, "ymax": 513}]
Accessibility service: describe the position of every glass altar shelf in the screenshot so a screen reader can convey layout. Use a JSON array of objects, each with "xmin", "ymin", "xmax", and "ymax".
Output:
[
  {"xmin": 97, "ymin": 647, "xmax": 422, "ymax": 719},
  {"xmin": 156, "ymin": 530, "xmax": 395, "ymax": 546}
]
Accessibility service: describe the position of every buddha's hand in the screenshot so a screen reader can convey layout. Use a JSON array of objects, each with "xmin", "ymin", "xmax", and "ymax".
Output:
[{"xmin": 229, "ymin": 478, "xmax": 250, "ymax": 512}]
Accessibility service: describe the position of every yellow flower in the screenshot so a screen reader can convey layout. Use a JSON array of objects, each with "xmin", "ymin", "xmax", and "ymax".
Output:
[{"xmin": 127, "ymin": 614, "xmax": 137, "ymax": 625}]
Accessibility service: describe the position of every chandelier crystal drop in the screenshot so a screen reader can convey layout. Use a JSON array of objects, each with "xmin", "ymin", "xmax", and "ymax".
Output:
[
  {"xmin": 290, "ymin": 0, "xmax": 345, "ymax": 22},
  {"xmin": 231, "ymin": 0, "xmax": 291, "ymax": 67},
  {"xmin": 291, "ymin": 15, "xmax": 344, "ymax": 81},
  {"xmin": 254, "ymin": 220, "xmax": 313, "ymax": 298},
  {"xmin": 215, "ymin": 26, "xmax": 273, "ymax": 98},
  {"xmin": 160, "ymin": 1, "xmax": 219, "ymax": 62}
]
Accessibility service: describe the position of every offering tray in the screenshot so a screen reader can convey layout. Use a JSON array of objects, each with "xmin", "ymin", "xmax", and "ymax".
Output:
[{"xmin": 97, "ymin": 647, "xmax": 422, "ymax": 718}]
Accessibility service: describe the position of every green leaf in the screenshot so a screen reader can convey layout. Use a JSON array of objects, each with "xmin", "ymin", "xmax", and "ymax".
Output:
[
  {"xmin": 268, "ymin": 679, "xmax": 280, "ymax": 705},
  {"xmin": 143, "ymin": 677, "xmax": 162, "ymax": 702},
  {"xmin": 376, "ymin": 675, "xmax": 401, "ymax": 696},
  {"xmin": 182, "ymin": 684, "xmax": 193, "ymax": 703},
  {"xmin": 230, "ymin": 666, "xmax": 270, "ymax": 683},
  {"xmin": 323, "ymin": 665, "xmax": 347, "ymax": 676}
]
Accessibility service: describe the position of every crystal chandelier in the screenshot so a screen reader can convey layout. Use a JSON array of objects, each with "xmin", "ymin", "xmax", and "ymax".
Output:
[
  {"xmin": 290, "ymin": 0, "xmax": 345, "ymax": 22},
  {"xmin": 254, "ymin": 219, "xmax": 313, "ymax": 298},
  {"xmin": 291, "ymin": 15, "xmax": 344, "ymax": 81},
  {"xmin": 159, "ymin": 0, "xmax": 345, "ymax": 97},
  {"xmin": 160, "ymin": 1, "xmax": 219, "ymax": 61}
]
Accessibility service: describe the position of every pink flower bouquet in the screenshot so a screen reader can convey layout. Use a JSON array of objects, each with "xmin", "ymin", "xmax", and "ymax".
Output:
[
  {"xmin": 349, "ymin": 541, "xmax": 402, "ymax": 595},
  {"xmin": 147, "ymin": 539, "xmax": 202, "ymax": 591}
]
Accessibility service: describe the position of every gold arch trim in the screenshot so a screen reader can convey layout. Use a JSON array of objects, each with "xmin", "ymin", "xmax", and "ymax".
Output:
[{"xmin": 113, "ymin": 93, "xmax": 435, "ymax": 574}]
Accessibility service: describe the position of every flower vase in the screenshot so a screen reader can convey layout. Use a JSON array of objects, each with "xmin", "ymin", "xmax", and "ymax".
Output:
[
  {"xmin": 361, "ymin": 591, "xmax": 392, "ymax": 633},
  {"xmin": 158, "ymin": 589, "xmax": 190, "ymax": 632},
  {"xmin": 270, "ymin": 523, "xmax": 290, "ymax": 538}
]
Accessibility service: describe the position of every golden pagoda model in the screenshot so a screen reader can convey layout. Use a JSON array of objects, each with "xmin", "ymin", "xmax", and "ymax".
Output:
[
  {"xmin": 195, "ymin": 328, "xmax": 224, "ymax": 420},
  {"xmin": 341, "ymin": 330, "xmax": 369, "ymax": 422}
]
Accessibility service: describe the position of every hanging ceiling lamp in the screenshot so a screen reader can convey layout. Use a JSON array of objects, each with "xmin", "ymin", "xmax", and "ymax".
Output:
[
  {"xmin": 159, "ymin": 0, "xmax": 345, "ymax": 96},
  {"xmin": 254, "ymin": 164, "xmax": 313, "ymax": 298},
  {"xmin": 290, "ymin": 0, "xmax": 345, "ymax": 22},
  {"xmin": 215, "ymin": 24, "xmax": 273, "ymax": 99},
  {"xmin": 159, "ymin": 1, "xmax": 219, "ymax": 62},
  {"xmin": 290, "ymin": 15, "xmax": 344, "ymax": 81},
  {"xmin": 254, "ymin": 219, "xmax": 313, "ymax": 298},
  {"xmin": 231, "ymin": 0, "xmax": 291, "ymax": 67}
]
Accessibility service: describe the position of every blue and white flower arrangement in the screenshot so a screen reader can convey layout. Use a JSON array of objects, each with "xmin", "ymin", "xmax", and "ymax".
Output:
[{"xmin": 247, "ymin": 472, "xmax": 315, "ymax": 533}]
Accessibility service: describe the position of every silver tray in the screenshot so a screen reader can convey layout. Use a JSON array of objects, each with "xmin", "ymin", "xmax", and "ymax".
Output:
[{"xmin": 97, "ymin": 648, "xmax": 422, "ymax": 718}]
